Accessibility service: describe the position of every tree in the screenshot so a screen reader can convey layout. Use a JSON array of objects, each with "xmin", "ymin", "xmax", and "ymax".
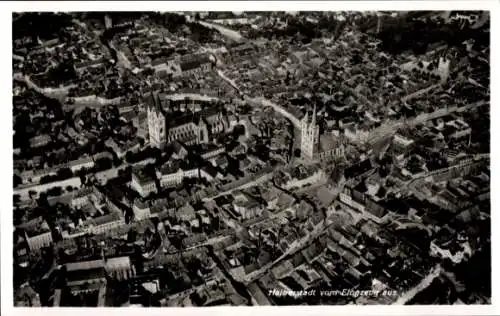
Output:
[
  {"xmin": 57, "ymin": 167, "xmax": 73, "ymax": 180},
  {"xmin": 28, "ymin": 190, "xmax": 37, "ymax": 199},
  {"xmin": 47, "ymin": 186, "xmax": 62, "ymax": 197}
]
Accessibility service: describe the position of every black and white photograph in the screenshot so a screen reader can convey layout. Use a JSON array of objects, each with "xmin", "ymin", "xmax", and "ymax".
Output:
[{"xmin": 9, "ymin": 4, "xmax": 493, "ymax": 311}]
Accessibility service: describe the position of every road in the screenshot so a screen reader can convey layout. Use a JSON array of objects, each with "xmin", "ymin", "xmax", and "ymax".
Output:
[
  {"xmin": 215, "ymin": 63, "xmax": 303, "ymax": 130},
  {"xmin": 393, "ymin": 264, "xmax": 442, "ymax": 305},
  {"xmin": 202, "ymin": 171, "xmax": 274, "ymax": 201},
  {"xmin": 240, "ymin": 220, "xmax": 327, "ymax": 284},
  {"xmin": 14, "ymin": 177, "xmax": 82, "ymax": 200},
  {"xmin": 368, "ymin": 100, "xmax": 489, "ymax": 146},
  {"xmin": 198, "ymin": 20, "xmax": 244, "ymax": 42}
]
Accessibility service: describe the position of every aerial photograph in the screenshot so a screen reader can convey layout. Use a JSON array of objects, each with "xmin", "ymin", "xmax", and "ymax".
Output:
[{"xmin": 12, "ymin": 11, "xmax": 490, "ymax": 307}]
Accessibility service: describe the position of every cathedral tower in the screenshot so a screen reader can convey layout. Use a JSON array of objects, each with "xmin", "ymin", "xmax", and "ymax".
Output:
[
  {"xmin": 300, "ymin": 104, "xmax": 319, "ymax": 161},
  {"xmin": 147, "ymin": 93, "xmax": 167, "ymax": 149}
]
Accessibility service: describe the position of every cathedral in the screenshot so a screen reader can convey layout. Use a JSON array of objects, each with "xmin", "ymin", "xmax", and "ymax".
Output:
[
  {"xmin": 300, "ymin": 105, "xmax": 320, "ymax": 160},
  {"xmin": 300, "ymin": 105, "xmax": 346, "ymax": 162},
  {"xmin": 147, "ymin": 93, "xmax": 168, "ymax": 148},
  {"xmin": 147, "ymin": 93, "xmax": 227, "ymax": 148}
]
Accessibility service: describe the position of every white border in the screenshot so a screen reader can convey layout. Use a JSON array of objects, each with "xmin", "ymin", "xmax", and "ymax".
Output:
[{"xmin": 2, "ymin": 1, "xmax": 499, "ymax": 316}]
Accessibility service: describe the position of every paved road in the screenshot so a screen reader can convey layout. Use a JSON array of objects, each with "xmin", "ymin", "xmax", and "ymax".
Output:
[
  {"xmin": 393, "ymin": 264, "xmax": 442, "ymax": 305},
  {"xmin": 368, "ymin": 100, "xmax": 489, "ymax": 146},
  {"xmin": 202, "ymin": 172, "xmax": 274, "ymax": 201},
  {"xmin": 198, "ymin": 20, "xmax": 244, "ymax": 42}
]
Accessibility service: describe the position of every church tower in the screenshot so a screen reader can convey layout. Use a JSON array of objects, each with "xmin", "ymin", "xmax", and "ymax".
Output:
[
  {"xmin": 104, "ymin": 14, "xmax": 113, "ymax": 30},
  {"xmin": 147, "ymin": 93, "xmax": 167, "ymax": 149},
  {"xmin": 300, "ymin": 104, "xmax": 319, "ymax": 161}
]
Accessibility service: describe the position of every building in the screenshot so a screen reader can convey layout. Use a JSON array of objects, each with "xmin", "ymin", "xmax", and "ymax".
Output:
[
  {"xmin": 54, "ymin": 260, "xmax": 108, "ymax": 307},
  {"xmin": 71, "ymin": 187, "xmax": 94, "ymax": 208},
  {"xmin": 300, "ymin": 105, "xmax": 345, "ymax": 161},
  {"xmin": 88, "ymin": 212, "xmax": 125, "ymax": 235},
  {"xmin": 133, "ymin": 199, "xmax": 151, "ymax": 221},
  {"xmin": 232, "ymin": 193, "xmax": 263, "ymax": 220},
  {"xmin": 147, "ymin": 92, "xmax": 227, "ymax": 148},
  {"xmin": 69, "ymin": 156, "xmax": 95, "ymax": 173},
  {"xmin": 104, "ymin": 14, "xmax": 113, "ymax": 29},
  {"xmin": 15, "ymin": 284, "xmax": 42, "ymax": 307},
  {"xmin": 131, "ymin": 168, "xmax": 158, "ymax": 198},
  {"xmin": 300, "ymin": 105, "xmax": 320, "ymax": 160},
  {"xmin": 157, "ymin": 161, "xmax": 200, "ymax": 188},
  {"xmin": 147, "ymin": 93, "xmax": 168, "ymax": 149},
  {"xmin": 105, "ymin": 256, "xmax": 136, "ymax": 281},
  {"xmin": 29, "ymin": 134, "xmax": 51, "ymax": 148},
  {"xmin": 430, "ymin": 232, "xmax": 472, "ymax": 264},
  {"xmin": 177, "ymin": 54, "xmax": 213, "ymax": 77},
  {"xmin": 20, "ymin": 217, "xmax": 53, "ymax": 252}
]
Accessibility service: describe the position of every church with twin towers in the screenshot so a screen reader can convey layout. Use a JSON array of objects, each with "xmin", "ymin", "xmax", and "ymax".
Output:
[{"xmin": 300, "ymin": 104, "xmax": 346, "ymax": 162}]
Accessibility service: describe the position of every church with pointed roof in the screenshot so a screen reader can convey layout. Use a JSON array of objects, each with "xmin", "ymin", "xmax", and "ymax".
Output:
[{"xmin": 300, "ymin": 104, "xmax": 346, "ymax": 162}]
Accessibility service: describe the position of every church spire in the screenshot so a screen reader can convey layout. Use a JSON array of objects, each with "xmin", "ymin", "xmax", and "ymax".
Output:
[{"xmin": 311, "ymin": 104, "xmax": 317, "ymax": 126}]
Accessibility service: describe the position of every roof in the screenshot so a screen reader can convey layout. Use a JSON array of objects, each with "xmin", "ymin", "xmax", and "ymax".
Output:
[
  {"xmin": 160, "ymin": 160, "xmax": 182, "ymax": 175},
  {"xmin": 180, "ymin": 54, "xmax": 211, "ymax": 72},
  {"xmin": 132, "ymin": 168, "xmax": 156, "ymax": 184},
  {"xmin": 121, "ymin": 110, "xmax": 138, "ymax": 122},
  {"xmin": 91, "ymin": 212, "xmax": 122, "ymax": 226},
  {"xmin": 319, "ymin": 133, "xmax": 343, "ymax": 152},
  {"xmin": 151, "ymin": 58, "xmax": 168, "ymax": 67},
  {"xmin": 66, "ymin": 259, "xmax": 105, "ymax": 272},
  {"xmin": 105, "ymin": 256, "xmax": 131, "ymax": 271},
  {"xmin": 316, "ymin": 186, "xmax": 335, "ymax": 207},
  {"xmin": 344, "ymin": 159, "xmax": 373, "ymax": 179},
  {"xmin": 168, "ymin": 107, "xmax": 222, "ymax": 129},
  {"xmin": 277, "ymin": 192, "xmax": 296, "ymax": 209},
  {"xmin": 21, "ymin": 217, "xmax": 51, "ymax": 237},
  {"xmin": 202, "ymin": 165, "xmax": 219, "ymax": 177}
]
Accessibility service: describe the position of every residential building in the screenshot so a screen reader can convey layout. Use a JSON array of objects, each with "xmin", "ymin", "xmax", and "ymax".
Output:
[{"xmin": 131, "ymin": 168, "xmax": 157, "ymax": 198}]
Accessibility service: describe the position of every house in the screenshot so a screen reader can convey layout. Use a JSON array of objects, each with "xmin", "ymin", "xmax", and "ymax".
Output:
[
  {"xmin": 200, "ymin": 165, "xmax": 219, "ymax": 181},
  {"xmin": 177, "ymin": 54, "xmax": 212, "ymax": 77},
  {"xmin": 74, "ymin": 58, "xmax": 106, "ymax": 75},
  {"xmin": 171, "ymin": 141, "xmax": 188, "ymax": 160},
  {"xmin": 15, "ymin": 284, "xmax": 41, "ymax": 307},
  {"xmin": 344, "ymin": 159, "xmax": 374, "ymax": 179},
  {"xmin": 88, "ymin": 212, "xmax": 125, "ymax": 235},
  {"xmin": 19, "ymin": 217, "xmax": 53, "ymax": 252},
  {"xmin": 69, "ymin": 156, "xmax": 95, "ymax": 173},
  {"xmin": 131, "ymin": 168, "xmax": 157, "ymax": 198},
  {"xmin": 117, "ymin": 102, "xmax": 137, "ymax": 114},
  {"xmin": 177, "ymin": 203, "xmax": 196, "ymax": 222},
  {"xmin": 430, "ymin": 227, "xmax": 472, "ymax": 264},
  {"xmin": 29, "ymin": 134, "xmax": 51, "ymax": 148},
  {"xmin": 133, "ymin": 199, "xmax": 151, "ymax": 221},
  {"xmin": 214, "ymin": 155, "xmax": 229, "ymax": 169},
  {"xmin": 232, "ymin": 193, "xmax": 263, "ymax": 220},
  {"xmin": 157, "ymin": 160, "xmax": 200, "ymax": 188},
  {"xmin": 56, "ymin": 259, "xmax": 108, "ymax": 306},
  {"xmin": 105, "ymin": 256, "xmax": 136, "ymax": 281},
  {"xmin": 201, "ymin": 144, "xmax": 226, "ymax": 160}
]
